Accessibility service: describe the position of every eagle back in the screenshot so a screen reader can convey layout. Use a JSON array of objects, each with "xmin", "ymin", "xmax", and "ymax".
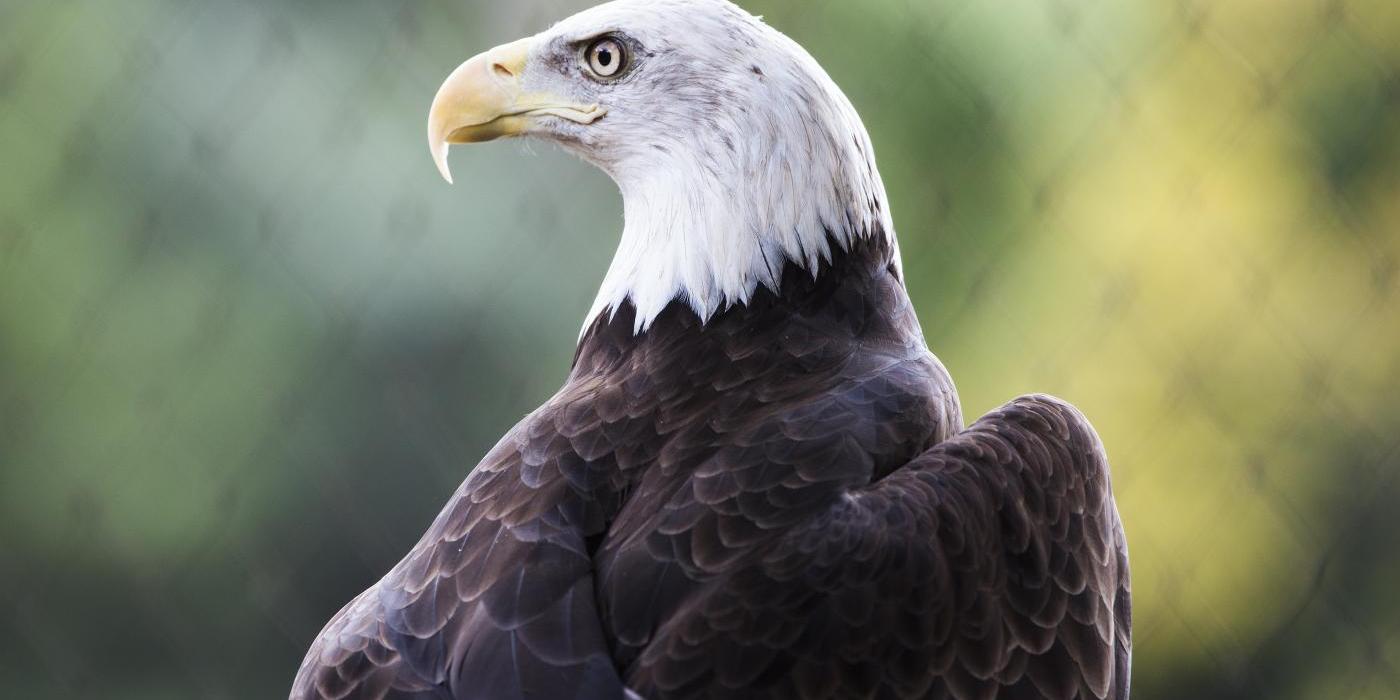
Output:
[{"xmin": 566, "ymin": 233, "xmax": 962, "ymax": 670}]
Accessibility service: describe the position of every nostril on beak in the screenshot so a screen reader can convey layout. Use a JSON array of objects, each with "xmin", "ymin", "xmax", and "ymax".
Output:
[{"xmin": 491, "ymin": 62, "xmax": 514, "ymax": 80}]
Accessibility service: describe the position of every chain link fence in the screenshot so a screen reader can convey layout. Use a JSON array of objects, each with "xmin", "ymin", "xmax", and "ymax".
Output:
[{"xmin": 1, "ymin": 0, "xmax": 1398, "ymax": 697}]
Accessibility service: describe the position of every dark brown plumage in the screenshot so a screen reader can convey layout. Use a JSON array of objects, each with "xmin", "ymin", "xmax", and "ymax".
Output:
[{"xmin": 291, "ymin": 233, "xmax": 1131, "ymax": 700}]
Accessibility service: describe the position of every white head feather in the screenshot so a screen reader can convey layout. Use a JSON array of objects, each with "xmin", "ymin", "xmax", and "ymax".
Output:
[{"xmin": 512, "ymin": 0, "xmax": 897, "ymax": 334}]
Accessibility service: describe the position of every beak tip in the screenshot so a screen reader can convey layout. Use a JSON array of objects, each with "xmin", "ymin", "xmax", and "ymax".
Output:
[{"xmin": 431, "ymin": 140, "xmax": 454, "ymax": 184}]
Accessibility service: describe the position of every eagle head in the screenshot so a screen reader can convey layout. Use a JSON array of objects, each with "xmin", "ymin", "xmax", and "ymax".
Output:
[{"xmin": 429, "ymin": 0, "xmax": 896, "ymax": 332}]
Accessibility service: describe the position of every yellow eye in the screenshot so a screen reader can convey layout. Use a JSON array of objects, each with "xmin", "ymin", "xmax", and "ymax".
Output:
[{"xmin": 584, "ymin": 37, "xmax": 627, "ymax": 79}]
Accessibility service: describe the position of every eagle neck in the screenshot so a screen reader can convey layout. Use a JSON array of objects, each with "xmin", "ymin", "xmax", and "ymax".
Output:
[
  {"xmin": 581, "ymin": 176, "xmax": 898, "ymax": 338},
  {"xmin": 572, "ymin": 231, "xmax": 912, "ymax": 377}
]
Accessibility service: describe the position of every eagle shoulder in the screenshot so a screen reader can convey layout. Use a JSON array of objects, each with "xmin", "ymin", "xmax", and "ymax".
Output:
[
  {"xmin": 624, "ymin": 394, "xmax": 1132, "ymax": 700},
  {"xmin": 291, "ymin": 394, "xmax": 635, "ymax": 700}
]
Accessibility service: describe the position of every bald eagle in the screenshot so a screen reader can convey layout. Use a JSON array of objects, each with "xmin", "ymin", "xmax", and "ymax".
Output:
[{"xmin": 292, "ymin": 1, "xmax": 1132, "ymax": 699}]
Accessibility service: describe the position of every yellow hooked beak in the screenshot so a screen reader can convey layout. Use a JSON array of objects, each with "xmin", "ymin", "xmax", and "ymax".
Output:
[{"xmin": 428, "ymin": 37, "xmax": 606, "ymax": 184}]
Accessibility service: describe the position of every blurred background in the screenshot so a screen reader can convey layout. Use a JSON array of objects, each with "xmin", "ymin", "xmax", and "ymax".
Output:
[{"xmin": 2, "ymin": 0, "xmax": 1398, "ymax": 697}]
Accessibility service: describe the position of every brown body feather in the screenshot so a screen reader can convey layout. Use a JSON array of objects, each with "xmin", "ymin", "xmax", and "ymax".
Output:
[{"xmin": 292, "ymin": 234, "xmax": 1131, "ymax": 699}]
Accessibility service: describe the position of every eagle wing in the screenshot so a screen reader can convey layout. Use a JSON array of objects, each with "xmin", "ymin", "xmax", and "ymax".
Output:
[
  {"xmin": 626, "ymin": 394, "xmax": 1132, "ymax": 700},
  {"xmin": 290, "ymin": 397, "xmax": 634, "ymax": 700}
]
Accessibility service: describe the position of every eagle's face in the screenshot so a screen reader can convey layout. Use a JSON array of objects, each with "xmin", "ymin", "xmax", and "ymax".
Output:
[
  {"xmin": 430, "ymin": 0, "xmax": 809, "ymax": 183},
  {"xmin": 430, "ymin": 0, "xmax": 894, "ymax": 333}
]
